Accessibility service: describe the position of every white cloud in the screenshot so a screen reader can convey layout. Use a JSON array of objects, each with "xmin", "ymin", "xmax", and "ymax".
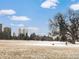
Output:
[
  {"xmin": 41, "ymin": 0, "xmax": 59, "ymax": 9},
  {"xmin": 18, "ymin": 24, "xmax": 25, "ymax": 27},
  {"xmin": 0, "ymin": 9, "xmax": 16, "ymax": 15},
  {"xmin": 11, "ymin": 23, "xmax": 25, "ymax": 27},
  {"xmin": 11, "ymin": 23, "xmax": 15, "ymax": 26},
  {"xmin": 28, "ymin": 27, "xmax": 39, "ymax": 31},
  {"xmin": 70, "ymin": 3, "xmax": 79, "ymax": 10},
  {"xmin": 10, "ymin": 16, "xmax": 30, "ymax": 21}
]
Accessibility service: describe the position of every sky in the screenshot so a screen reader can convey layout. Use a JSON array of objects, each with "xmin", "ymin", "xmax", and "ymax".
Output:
[{"xmin": 0, "ymin": 0, "xmax": 79, "ymax": 36}]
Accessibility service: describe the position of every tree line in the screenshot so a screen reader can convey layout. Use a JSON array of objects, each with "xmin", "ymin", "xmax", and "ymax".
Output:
[
  {"xmin": 0, "ymin": 32, "xmax": 53, "ymax": 41},
  {"xmin": 13, "ymin": 33, "xmax": 53, "ymax": 41}
]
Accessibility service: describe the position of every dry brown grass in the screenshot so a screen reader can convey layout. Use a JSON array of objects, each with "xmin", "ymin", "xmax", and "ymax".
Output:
[{"xmin": 0, "ymin": 40, "xmax": 79, "ymax": 59}]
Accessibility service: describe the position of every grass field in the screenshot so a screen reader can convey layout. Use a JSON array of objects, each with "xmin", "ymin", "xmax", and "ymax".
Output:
[{"xmin": 0, "ymin": 40, "xmax": 79, "ymax": 59}]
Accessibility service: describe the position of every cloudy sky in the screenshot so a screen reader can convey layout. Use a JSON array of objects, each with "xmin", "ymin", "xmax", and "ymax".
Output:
[{"xmin": 0, "ymin": 0, "xmax": 79, "ymax": 35}]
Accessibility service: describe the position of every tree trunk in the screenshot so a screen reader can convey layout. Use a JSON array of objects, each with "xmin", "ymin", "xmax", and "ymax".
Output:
[{"xmin": 72, "ymin": 36, "xmax": 75, "ymax": 44}]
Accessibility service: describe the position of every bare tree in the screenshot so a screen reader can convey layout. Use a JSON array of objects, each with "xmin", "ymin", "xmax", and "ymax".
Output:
[
  {"xmin": 49, "ymin": 10, "xmax": 79, "ymax": 44},
  {"xmin": 65, "ymin": 10, "xmax": 79, "ymax": 44},
  {"xmin": 49, "ymin": 13, "xmax": 67, "ymax": 41}
]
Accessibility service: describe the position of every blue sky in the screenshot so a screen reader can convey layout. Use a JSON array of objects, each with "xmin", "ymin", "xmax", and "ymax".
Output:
[{"xmin": 0, "ymin": 0, "xmax": 79, "ymax": 35}]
